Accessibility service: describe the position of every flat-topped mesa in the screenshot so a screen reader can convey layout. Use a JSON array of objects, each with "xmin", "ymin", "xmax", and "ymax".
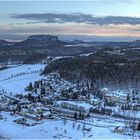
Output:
[
  {"xmin": 27, "ymin": 35, "xmax": 59, "ymax": 43},
  {"xmin": 15, "ymin": 34, "xmax": 65, "ymax": 47}
]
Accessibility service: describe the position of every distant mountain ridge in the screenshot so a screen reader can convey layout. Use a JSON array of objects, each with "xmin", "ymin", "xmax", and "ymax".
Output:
[
  {"xmin": 0, "ymin": 40, "xmax": 14, "ymax": 46},
  {"xmin": 0, "ymin": 34, "xmax": 140, "ymax": 65},
  {"xmin": 0, "ymin": 35, "xmax": 140, "ymax": 48}
]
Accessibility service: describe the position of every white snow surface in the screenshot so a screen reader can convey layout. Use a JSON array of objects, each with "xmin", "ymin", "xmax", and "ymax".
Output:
[
  {"xmin": 0, "ymin": 112, "xmax": 131, "ymax": 139},
  {"xmin": 0, "ymin": 64, "xmax": 134, "ymax": 139},
  {"xmin": 0, "ymin": 64, "xmax": 46, "ymax": 95},
  {"xmin": 56, "ymin": 100, "xmax": 92, "ymax": 110}
]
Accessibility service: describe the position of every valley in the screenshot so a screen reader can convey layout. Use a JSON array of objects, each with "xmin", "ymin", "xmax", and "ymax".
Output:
[{"xmin": 0, "ymin": 35, "xmax": 140, "ymax": 139}]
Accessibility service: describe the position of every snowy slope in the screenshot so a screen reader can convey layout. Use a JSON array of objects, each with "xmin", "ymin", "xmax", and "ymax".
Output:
[
  {"xmin": 0, "ymin": 64, "xmax": 45, "ymax": 81},
  {"xmin": 0, "ymin": 64, "xmax": 46, "ymax": 95}
]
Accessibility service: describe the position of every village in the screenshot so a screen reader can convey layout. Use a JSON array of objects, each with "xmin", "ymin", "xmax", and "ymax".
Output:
[{"xmin": 0, "ymin": 70, "xmax": 140, "ymax": 138}]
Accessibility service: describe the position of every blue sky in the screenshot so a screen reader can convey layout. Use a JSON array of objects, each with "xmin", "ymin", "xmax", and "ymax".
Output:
[{"xmin": 0, "ymin": 1, "xmax": 140, "ymax": 41}]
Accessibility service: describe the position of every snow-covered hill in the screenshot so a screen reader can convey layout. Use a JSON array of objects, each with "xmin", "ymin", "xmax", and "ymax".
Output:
[{"xmin": 0, "ymin": 64, "xmax": 46, "ymax": 95}]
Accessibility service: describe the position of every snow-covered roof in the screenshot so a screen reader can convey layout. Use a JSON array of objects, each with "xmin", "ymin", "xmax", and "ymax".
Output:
[
  {"xmin": 90, "ymin": 98, "xmax": 98, "ymax": 102},
  {"xmin": 105, "ymin": 90, "xmax": 127, "ymax": 98},
  {"xmin": 43, "ymin": 111, "xmax": 51, "ymax": 116},
  {"xmin": 101, "ymin": 88, "xmax": 109, "ymax": 91},
  {"xmin": 56, "ymin": 101, "xmax": 92, "ymax": 110}
]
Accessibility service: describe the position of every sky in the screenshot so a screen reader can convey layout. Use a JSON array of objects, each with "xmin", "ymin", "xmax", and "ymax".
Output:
[{"xmin": 0, "ymin": 0, "xmax": 140, "ymax": 41}]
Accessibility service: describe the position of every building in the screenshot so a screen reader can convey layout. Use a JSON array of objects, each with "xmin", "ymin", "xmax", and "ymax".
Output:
[
  {"xmin": 55, "ymin": 101, "xmax": 92, "ymax": 115},
  {"xmin": 104, "ymin": 90, "xmax": 128, "ymax": 104}
]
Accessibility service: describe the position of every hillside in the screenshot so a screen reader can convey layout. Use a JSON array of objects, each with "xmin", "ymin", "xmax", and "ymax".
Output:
[
  {"xmin": 43, "ymin": 50, "xmax": 140, "ymax": 90},
  {"xmin": 0, "ymin": 34, "xmax": 140, "ymax": 65}
]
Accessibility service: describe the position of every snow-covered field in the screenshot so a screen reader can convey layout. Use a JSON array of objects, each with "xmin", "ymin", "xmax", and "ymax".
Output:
[
  {"xmin": 0, "ymin": 112, "xmax": 131, "ymax": 139},
  {"xmin": 0, "ymin": 64, "xmax": 46, "ymax": 95}
]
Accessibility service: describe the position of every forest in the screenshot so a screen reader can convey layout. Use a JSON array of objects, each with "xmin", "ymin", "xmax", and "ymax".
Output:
[{"xmin": 43, "ymin": 49, "xmax": 140, "ymax": 90}]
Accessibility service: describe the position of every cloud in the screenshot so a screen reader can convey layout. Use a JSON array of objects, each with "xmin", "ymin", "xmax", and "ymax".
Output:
[
  {"xmin": 1, "ymin": 23, "xmax": 140, "ymax": 37},
  {"xmin": 11, "ymin": 13, "xmax": 140, "ymax": 25},
  {"xmin": 0, "ymin": 23, "xmax": 140, "ymax": 41}
]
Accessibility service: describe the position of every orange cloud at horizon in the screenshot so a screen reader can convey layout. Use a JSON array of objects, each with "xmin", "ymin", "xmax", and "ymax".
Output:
[{"xmin": 0, "ymin": 23, "xmax": 140, "ymax": 37}]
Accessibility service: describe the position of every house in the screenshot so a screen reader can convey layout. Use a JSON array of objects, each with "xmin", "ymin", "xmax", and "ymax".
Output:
[
  {"xmin": 0, "ymin": 114, "xmax": 3, "ymax": 120},
  {"xmin": 90, "ymin": 106, "xmax": 112, "ymax": 115},
  {"xmin": 14, "ymin": 117, "xmax": 27, "ymax": 125},
  {"xmin": 114, "ymin": 126, "xmax": 123, "ymax": 134},
  {"xmin": 115, "ymin": 91, "xmax": 127, "ymax": 103},
  {"xmin": 89, "ymin": 98, "xmax": 99, "ymax": 105},
  {"xmin": 42, "ymin": 111, "xmax": 52, "ymax": 119},
  {"xmin": 132, "ymin": 103, "xmax": 140, "ymax": 111},
  {"xmin": 104, "ymin": 94, "xmax": 119, "ymax": 105},
  {"xmin": 135, "ymin": 94, "xmax": 140, "ymax": 103},
  {"xmin": 55, "ymin": 101, "xmax": 92, "ymax": 115},
  {"xmin": 78, "ymin": 95, "xmax": 87, "ymax": 101},
  {"xmin": 42, "ymin": 96, "xmax": 53, "ymax": 104},
  {"xmin": 24, "ymin": 113, "xmax": 41, "ymax": 121},
  {"xmin": 104, "ymin": 90, "xmax": 128, "ymax": 105}
]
